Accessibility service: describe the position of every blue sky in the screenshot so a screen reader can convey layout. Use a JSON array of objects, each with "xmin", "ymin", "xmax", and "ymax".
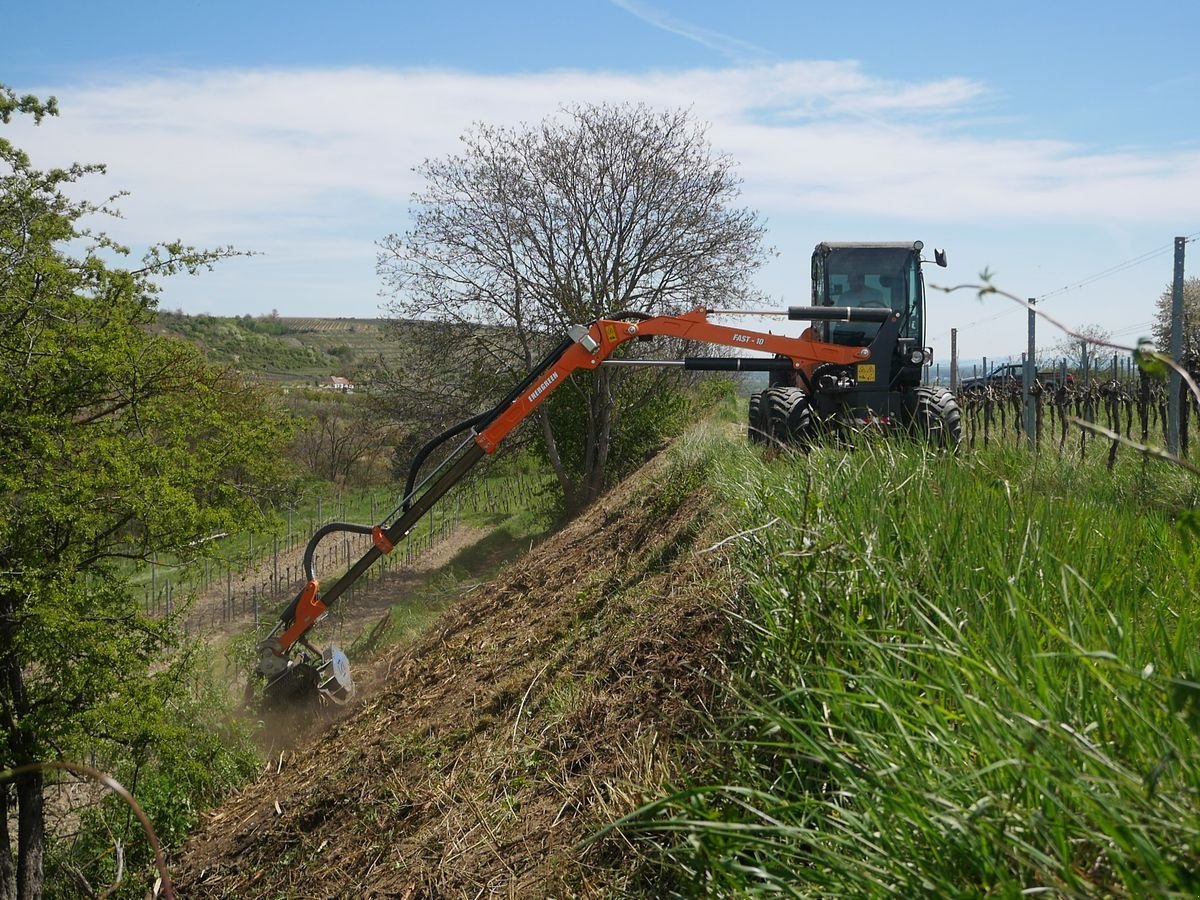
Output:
[{"xmin": 6, "ymin": 0, "xmax": 1200, "ymax": 363}]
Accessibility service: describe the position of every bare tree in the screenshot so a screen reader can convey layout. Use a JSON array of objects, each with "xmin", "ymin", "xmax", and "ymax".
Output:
[
  {"xmin": 378, "ymin": 103, "xmax": 768, "ymax": 509},
  {"xmin": 290, "ymin": 394, "xmax": 392, "ymax": 485},
  {"xmin": 1044, "ymin": 322, "xmax": 1113, "ymax": 370}
]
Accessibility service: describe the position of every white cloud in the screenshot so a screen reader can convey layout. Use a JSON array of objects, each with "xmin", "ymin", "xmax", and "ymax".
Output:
[{"xmin": 7, "ymin": 61, "xmax": 1199, "ymax": 325}]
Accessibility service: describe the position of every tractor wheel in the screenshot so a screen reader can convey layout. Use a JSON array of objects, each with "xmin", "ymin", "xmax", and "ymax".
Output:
[
  {"xmin": 766, "ymin": 386, "xmax": 816, "ymax": 447},
  {"xmin": 909, "ymin": 386, "xmax": 962, "ymax": 449},
  {"xmin": 748, "ymin": 391, "xmax": 767, "ymax": 444}
]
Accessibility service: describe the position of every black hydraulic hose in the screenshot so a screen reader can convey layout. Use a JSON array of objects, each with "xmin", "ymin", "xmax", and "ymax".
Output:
[
  {"xmin": 400, "ymin": 309, "xmax": 654, "ymax": 512},
  {"xmin": 402, "ymin": 333, "xmax": 581, "ymax": 510},
  {"xmin": 302, "ymin": 522, "xmax": 375, "ymax": 582},
  {"xmin": 280, "ymin": 309, "xmax": 679, "ymax": 630},
  {"xmin": 401, "ymin": 410, "xmax": 494, "ymax": 513}
]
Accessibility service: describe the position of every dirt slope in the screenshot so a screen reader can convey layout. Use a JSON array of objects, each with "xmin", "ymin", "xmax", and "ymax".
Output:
[{"xmin": 174, "ymin": 451, "xmax": 735, "ymax": 897}]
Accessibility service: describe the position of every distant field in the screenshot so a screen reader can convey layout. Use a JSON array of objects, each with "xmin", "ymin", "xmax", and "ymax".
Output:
[
  {"xmin": 274, "ymin": 317, "xmax": 386, "ymax": 332},
  {"xmin": 154, "ymin": 312, "xmax": 414, "ymax": 380}
]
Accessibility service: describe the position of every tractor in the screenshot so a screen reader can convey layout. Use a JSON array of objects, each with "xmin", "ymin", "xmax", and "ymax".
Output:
[{"xmin": 748, "ymin": 241, "xmax": 960, "ymax": 447}]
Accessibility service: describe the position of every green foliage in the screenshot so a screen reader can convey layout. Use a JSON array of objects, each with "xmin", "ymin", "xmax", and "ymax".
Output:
[
  {"xmin": 155, "ymin": 310, "xmax": 338, "ymax": 373},
  {"xmin": 624, "ymin": 439, "xmax": 1200, "ymax": 896},
  {"xmin": 0, "ymin": 86, "xmax": 58, "ymax": 125},
  {"xmin": 0, "ymin": 88, "xmax": 289, "ymax": 896},
  {"xmin": 45, "ymin": 653, "xmax": 259, "ymax": 898},
  {"xmin": 533, "ymin": 369, "xmax": 696, "ymax": 509}
]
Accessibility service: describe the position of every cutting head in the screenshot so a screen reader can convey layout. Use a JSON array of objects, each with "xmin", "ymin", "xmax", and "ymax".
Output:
[{"xmin": 317, "ymin": 645, "xmax": 354, "ymax": 704}]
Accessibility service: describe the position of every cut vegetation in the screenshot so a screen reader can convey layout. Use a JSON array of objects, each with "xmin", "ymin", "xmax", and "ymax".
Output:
[{"xmin": 174, "ymin": 444, "xmax": 735, "ymax": 896}]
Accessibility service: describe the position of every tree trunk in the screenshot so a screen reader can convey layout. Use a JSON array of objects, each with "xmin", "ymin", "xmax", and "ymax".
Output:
[
  {"xmin": 0, "ymin": 767, "xmax": 45, "ymax": 900},
  {"xmin": 15, "ymin": 775, "xmax": 42, "ymax": 900},
  {"xmin": 1, "ymin": 606, "xmax": 43, "ymax": 900},
  {"xmin": 535, "ymin": 408, "xmax": 576, "ymax": 508},
  {"xmin": 1, "ymin": 784, "xmax": 16, "ymax": 900},
  {"xmin": 585, "ymin": 373, "xmax": 615, "ymax": 506}
]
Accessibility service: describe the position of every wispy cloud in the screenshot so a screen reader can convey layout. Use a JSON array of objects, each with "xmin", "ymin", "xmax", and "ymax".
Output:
[{"xmin": 609, "ymin": 0, "xmax": 773, "ymax": 64}]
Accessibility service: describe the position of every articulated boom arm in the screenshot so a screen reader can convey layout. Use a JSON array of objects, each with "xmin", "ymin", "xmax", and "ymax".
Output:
[
  {"xmin": 255, "ymin": 305, "xmax": 893, "ymax": 700},
  {"xmin": 474, "ymin": 306, "xmax": 880, "ymax": 451}
]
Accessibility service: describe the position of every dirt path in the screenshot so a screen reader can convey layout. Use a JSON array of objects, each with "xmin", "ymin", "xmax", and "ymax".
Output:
[{"xmin": 179, "ymin": 525, "xmax": 494, "ymax": 650}]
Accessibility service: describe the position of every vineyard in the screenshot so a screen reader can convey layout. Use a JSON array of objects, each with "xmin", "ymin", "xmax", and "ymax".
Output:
[
  {"xmin": 135, "ymin": 472, "xmax": 549, "ymax": 641},
  {"xmin": 955, "ymin": 355, "xmax": 1198, "ymax": 455},
  {"xmin": 274, "ymin": 317, "xmax": 386, "ymax": 332}
]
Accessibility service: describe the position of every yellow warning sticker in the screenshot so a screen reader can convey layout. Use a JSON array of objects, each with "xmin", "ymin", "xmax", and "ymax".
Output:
[
  {"xmin": 858, "ymin": 364, "xmax": 876, "ymax": 383},
  {"xmin": 605, "ymin": 324, "xmax": 619, "ymax": 344}
]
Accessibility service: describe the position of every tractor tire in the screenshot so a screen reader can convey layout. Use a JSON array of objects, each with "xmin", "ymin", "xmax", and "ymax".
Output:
[
  {"xmin": 748, "ymin": 390, "xmax": 767, "ymax": 444},
  {"xmin": 765, "ymin": 386, "xmax": 816, "ymax": 447},
  {"xmin": 909, "ymin": 386, "xmax": 962, "ymax": 449}
]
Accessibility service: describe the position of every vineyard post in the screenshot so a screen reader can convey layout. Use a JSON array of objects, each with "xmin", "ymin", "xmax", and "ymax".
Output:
[
  {"xmin": 1024, "ymin": 299, "xmax": 1036, "ymax": 450},
  {"xmin": 1080, "ymin": 340, "xmax": 1090, "ymax": 459},
  {"xmin": 1168, "ymin": 236, "xmax": 1186, "ymax": 454},
  {"xmin": 950, "ymin": 328, "xmax": 958, "ymax": 392}
]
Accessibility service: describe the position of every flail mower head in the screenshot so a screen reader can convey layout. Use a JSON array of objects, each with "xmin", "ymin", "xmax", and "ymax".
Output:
[{"xmin": 256, "ymin": 631, "xmax": 355, "ymax": 708}]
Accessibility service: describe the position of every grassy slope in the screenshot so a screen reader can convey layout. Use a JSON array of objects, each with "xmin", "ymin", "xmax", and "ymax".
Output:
[
  {"xmin": 637, "ymin": 434, "xmax": 1200, "ymax": 897},
  {"xmin": 170, "ymin": 408, "xmax": 1200, "ymax": 897}
]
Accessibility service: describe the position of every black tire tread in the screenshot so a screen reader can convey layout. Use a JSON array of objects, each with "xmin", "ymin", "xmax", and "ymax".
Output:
[
  {"xmin": 765, "ymin": 386, "xmax": 815, "ymax": 446},
  {"xmin": 748, "ymin": 391, "xmax": 767, "ymax": 443},
  {"xmin": 911, "ymin": 386, "xmax": 962, "ymax": 448}
]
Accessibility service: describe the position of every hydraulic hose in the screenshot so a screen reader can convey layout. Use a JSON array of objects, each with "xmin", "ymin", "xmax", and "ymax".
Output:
[
  {"xmin": 402, "ymin": 333, "xmax": 576, "ymax": 510},
  {"xmin": 400, "ymin": 310, "xmax": 654, "ymax": 511},
  {"xmin": 302, "ymin": 522, "xmax": 376, "ymax": 582}
]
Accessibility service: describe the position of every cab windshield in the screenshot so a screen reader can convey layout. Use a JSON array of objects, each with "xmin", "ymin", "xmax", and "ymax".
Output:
[{"xmin": 819, "ymin": 248, "xmax": 921, "ymax": 347}]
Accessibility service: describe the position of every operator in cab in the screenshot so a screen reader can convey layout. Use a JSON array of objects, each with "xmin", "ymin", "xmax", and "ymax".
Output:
[{"xmin": 841, "ymin": 272, "xmax": 887, "ymax": 307}]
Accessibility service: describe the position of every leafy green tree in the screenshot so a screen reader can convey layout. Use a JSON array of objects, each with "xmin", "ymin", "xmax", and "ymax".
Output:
[
  {"xmin": 378, "ymin": 103, "xmax": 768, "ymax": 511},
  {"xmin": 0, "ymin": 87, "xmax": 290, "ymax": 899}
]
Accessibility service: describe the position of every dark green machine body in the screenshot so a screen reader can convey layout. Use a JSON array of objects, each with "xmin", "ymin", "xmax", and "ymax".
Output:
[{"xmin": 753, "ymin": 240, "xmax": 960, "ymax": 445}]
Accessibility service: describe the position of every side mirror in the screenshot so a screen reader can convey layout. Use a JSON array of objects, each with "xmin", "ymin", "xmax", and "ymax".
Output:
[{"xmin": 934, "ymin": 249, "xmax": 948, "ymax": 268}]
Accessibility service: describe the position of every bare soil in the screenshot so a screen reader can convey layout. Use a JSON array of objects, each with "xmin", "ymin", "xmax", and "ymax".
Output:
[{"xmin": 172, "ymin": 450, "xmax": 735, "ymax": 897}]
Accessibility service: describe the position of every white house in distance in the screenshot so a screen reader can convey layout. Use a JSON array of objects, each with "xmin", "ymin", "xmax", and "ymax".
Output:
[{"xmin": 321, "ymin": 375, "xmax": 355, "ymax": 393}]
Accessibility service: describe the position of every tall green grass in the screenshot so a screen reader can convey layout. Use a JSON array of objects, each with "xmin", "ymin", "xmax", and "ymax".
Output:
[{"xmin": 632, "ymin": 437, "xmax": 1200, "ymax": 897}]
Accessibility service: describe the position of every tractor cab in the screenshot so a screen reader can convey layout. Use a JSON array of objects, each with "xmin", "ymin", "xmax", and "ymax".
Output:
[{"xmin": 810, "ymin": 241, "xmax": 944, "ymax": 388}]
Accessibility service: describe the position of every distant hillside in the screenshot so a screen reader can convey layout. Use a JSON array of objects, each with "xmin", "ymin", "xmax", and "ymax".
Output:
[{"xmin": 153, "ymin": 312, "xmax": 406, "ymax": 382}]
